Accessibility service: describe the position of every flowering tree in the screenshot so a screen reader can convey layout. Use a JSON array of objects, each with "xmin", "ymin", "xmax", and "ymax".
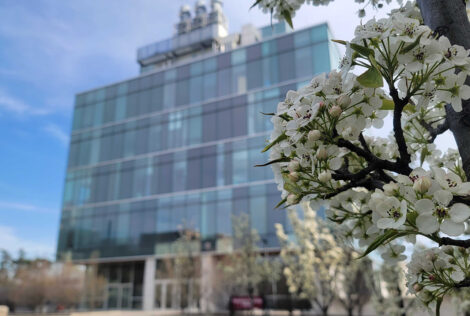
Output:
[
  {"xmin": 276, "ymin": 204, "xmax": 371, "ymax": 315},
  {"xmin": 173, "ymin": 229, "xmax": 202, "ymax": 310},
  {"xmin": 255, "ymin": 0, "xmax": 470, "ymax": 314},
  {"xmin": 368, "ymin": 264, "xmax": 417, "ymax": 316},
  {"xmin": 218, "ymin": 213, "xmax": 281, "ymax": 299},
  {"xmin": 276, "ymin": 206, "xmax": 341, "ymax": 315}
]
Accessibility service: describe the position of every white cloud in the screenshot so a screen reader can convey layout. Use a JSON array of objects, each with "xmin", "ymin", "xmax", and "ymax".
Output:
[
  {"xmin": 44, "ymin": 123, "xmax": 69, "ymax": 145},
  {"xmin": 0, "ymin": 201, "xmax": 56, "ymax": 214},
  {"xmin": 0, "ymin": 89, "xmax": 50, "ymax": 116},
  {"xmin": 0, "ymin": 225, "xmax": 55, "ymax": 259}
]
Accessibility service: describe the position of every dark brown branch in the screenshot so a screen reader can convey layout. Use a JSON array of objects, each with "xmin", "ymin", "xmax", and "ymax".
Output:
[
  {"xmin": 439, "ymin": 237, "xmax": 470, "ymax": 248},
  {"xmin": 332, "ymin": 164, "xmax": 377, "ymax": 181},
  {"xmin": 418, "ymin": 118, "xmax": 449, "ymax": 143},
  {"xmin": 390, "ymin": 87, "xmax": 412, "ymax": 168},
  {"xmin": 358, "ymin": 133, "xmax": 396, "ymax": 183},
  {"xmin": 337, "ymin": 138, "xmax": 412, "ymax": 175},
  {"xmin": 456, "ymin": 277, "xmax": 470, "ymax": 288},
  {"xmin": 323, "ymin": 177, "xmax": 383, "ymax": 199}
]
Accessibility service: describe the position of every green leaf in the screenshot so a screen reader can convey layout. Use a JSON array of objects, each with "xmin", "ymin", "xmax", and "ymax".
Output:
[
  {"xmin": 331, "ymin": 39, "xmax": 347, "ymax": 45},
  {"xmin": 406, "ymin": 211, "xmax": 418, "ymax": 226},
  {"xmin": 359, "ymin": 230, "xmax": 415, "ymax": 259},
  {"xmin": 380, "ymin": 99, "xmax": 416, "ymax": 113},
  {"xmin": 368, "ymin": 54, "xmax": 380, "ymax": 70},
  {"xmin": 260, "ymin": 112, "xmax": 276, "ymax": 116},
  {"xmin": 381, "ymin": 99, "xmax": 395, "ymax": 110},
  {"xmin": 261, "ymin": 134, "xmax": 287, "ymax": 153},
  {"xmin": 280, "ymin": 10, "xmax": 293, "ymax": 28},
  {"xmin": 357, "ymin": 66, "xmax": 383, "ymax": 88},
  {"xmin": 250, "ymin": 0, "xmax": 263, "ymax": 9},
  {"xmin": 350, "ymin": 43, "xmax": 375, "ymax": 58},
  {"xmin": 420, "ymin": 147, "xmax": 430, "ymax": 166},
  {"xmin": 359, "ymin": 230, "xmax": 397, "ymax": 259},
  {"xmin": 255, "ymin": 157, "xmax": 289, "ymax": 167},
  {"xmin": 282, "ymin": 173, "xmax": 302, "ymax": 195},
  {"xmin": 274, "ymin": 198, "xmax": 288, "ymax": 209},
  {"xmin": 400, "ymin": 33, "xmax": 423, "ymax": 54},
  {"xmin": 331, "ymin": 40, "xmax": 374, "ymax": 58}
]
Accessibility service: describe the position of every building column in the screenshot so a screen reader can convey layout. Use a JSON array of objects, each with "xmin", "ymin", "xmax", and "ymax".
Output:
[
  {"xmin": 143, "ymin": 257, "xmax": 156, "ymax": 311},
  {"xmin": 200, "ymin": 254, "xmax": 216, "ymax": 312}
]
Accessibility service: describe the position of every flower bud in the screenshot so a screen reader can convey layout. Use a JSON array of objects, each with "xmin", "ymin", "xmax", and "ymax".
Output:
[
  {"xmin": 318, "ymin": 170, "xmax": 332, "ymax": 183},
  {"xmin": 413, "ymin": 283, "xmax": 423, "ymax": 292},
  {"xmin": 287, "ymin": 160, "xmax": 300, "ymax": 173},
  {"xmin": 337, "ymin": 94, "xmax": 351, "ymax": 108},
  {"xmin": 413, "ymin": 176, "xmax": 432, "ymax": 193},
  {"xmin": 287, "ymin": 194, "xmax": 299, "ymax": 205},
  {"xmin": 288, "ymin": 172, "xmax": 299, "ymax": 182},
  {"xmin": 316, "ymin": 147, "xmax": 328, "ymax": 160},
  {"xmin": 442, "ymin": 245, "xmax": 454, "ymax": 256},
  {"xmin": 308, "ymin": 130, "xmax": 321, "ymax": 142},
  {"xmin": 425, "ymin": 253, "xmax": 437, "ymax": 262},
  {"xmin": 329, "ymin": 105, "xmax": 342, "ymax": 118}
]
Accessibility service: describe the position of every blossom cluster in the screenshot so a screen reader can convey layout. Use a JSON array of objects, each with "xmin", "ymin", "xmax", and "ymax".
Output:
[
  {"xmin": 254, "ymin": 0, "xmax": 396, "ymax": 21},
  {"xmin": 262, "ymin": 0, "xmax": 470, "ymax": 310},
  {"xmin": 407, "ymin": 246, "xmax": 470, "ymax": 308}
]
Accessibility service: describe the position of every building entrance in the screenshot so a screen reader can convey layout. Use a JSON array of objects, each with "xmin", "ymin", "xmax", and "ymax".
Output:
[{"xmin": 105, "ymin": 283, "xmax": 133, "ymax": 309}]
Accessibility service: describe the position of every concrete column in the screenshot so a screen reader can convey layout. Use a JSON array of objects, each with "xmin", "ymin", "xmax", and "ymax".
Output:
[
  {"xmin": 142, "ymin": 257, "xmax": 156, "ymax": 311},
  {"xmin": 200, "ymin": 254, "xmax": 216, "ymax": 312}
]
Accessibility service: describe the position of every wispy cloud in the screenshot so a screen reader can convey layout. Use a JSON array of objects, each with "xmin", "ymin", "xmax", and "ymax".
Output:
[
  {"xmin": 0, "ymin": 201, "xmax": 56, "ymax": 214},
  {"xmin": 0, "ymin": 89, "xmax": 50, "ymax": 116},
  {"xmin": 44, "ymin": 123, "xmax": 69, "ymax": 145},
  {"xmin": 0, "ymin": 225, "xmax": 54, "ymax": 259}
]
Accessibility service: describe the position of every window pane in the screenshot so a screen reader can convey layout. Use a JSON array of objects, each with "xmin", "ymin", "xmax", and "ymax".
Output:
[
  {"xmin": 295, "ymin": 46, "xmax": 313, "ymax": 79},
  {"xmin": 247, "ymin": 60, "xmax": 262, "ymax": 90},
  {"xmin": 311, "ymin": 24, "xmax": 328, "ymax": 42},
  {"xmin": 231, "ymin": 49, "xmax": 246, "ymax": 65},
  {"xmin": 189, "ymin": 75, "xmax": 203, "ymax": 103},
  {"xmin": 279, "ymin": 51, "xmax": 295, "ymax": 82},
  {"xmin": 203, "ymin": 72, "xmax": 217, "ymax": 100},
  {"xmin": 312, "ymin": 42, "xmax": 331, "ymax": 74}
]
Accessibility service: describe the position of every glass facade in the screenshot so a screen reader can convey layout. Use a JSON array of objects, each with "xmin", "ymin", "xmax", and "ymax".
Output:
[{"xmin": 57, "ymin": 23, "xmax": 337, "ymax": 260}]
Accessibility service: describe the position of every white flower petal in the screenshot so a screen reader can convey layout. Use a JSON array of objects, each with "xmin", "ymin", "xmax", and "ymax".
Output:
[
  {"xmin": 416, "ymin": 214, "xmax": 439, "ymax": 234},
  {"xmin": 329, "ymin": 157, "xmax": 342, "ymax": 170},
  {"xmin": 415, "ymin": 199, "xmax": 434, "ymax": 214},
  {"xmin": 460, "ymin": 85, "xmax": 470, "ymax": 100},
  {"xmin": 450, "ymin": 203, "xmax": 470, "ymax": 223},
  {"xmin": 440, "ymin": 220, "xmax": 465, "ymax": 236},
  {"xmin": 451, "ymin": 270, "xmax": 465, "ymax": 282},
  {"xmin": 433, "ymin": 189, "xmax": 453, "ymax": 206}
]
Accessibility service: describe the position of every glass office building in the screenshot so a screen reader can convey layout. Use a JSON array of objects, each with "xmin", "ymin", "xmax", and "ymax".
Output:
[{"xmin": 57, "ymin": 0, "xmax": 338, "ymax": 310}]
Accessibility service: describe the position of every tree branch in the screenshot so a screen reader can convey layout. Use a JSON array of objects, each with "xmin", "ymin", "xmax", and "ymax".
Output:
[
  {"xmin": 390, "ymin": 87, "xmax": 412, "ymax": 168},
  {"xmin": 439, "ymin": 237, "xmax": 470, "ymax": 248},
  {"xmin": 456, "ymin": 277, "xmax": 470, "ymax": 288},
  {"xmin": 337, "ymin": 138, "xmax": 411, "ymax": 175},
  {"xmin": 417, "ymin": 0, "xmax": 470, "ymax": 180},
  {"xmin": 418, "ymin": 118, "xmax": 449, "ymax": 143},
  {"xmin": 323, "ymin": 177, "xmax": 383, "ymax": 199}
]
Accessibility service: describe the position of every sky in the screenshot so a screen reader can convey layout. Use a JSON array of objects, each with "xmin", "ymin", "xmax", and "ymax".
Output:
[{"xmin": 0, "ymin": 0, "xmax": 454, "ymax": 259}]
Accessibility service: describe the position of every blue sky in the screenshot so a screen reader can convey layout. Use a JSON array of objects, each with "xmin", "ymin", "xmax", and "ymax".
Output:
[{"xmin": 0, "ymin": 0, "xmax": 405, "ymax": 259}]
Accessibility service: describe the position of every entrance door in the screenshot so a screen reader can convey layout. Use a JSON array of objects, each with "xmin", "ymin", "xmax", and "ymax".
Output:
[
  {"xmin": 154, "ymin": 280, "xmax": 199, "ymax": 310},
  {"xmin": 106, "ymin": 283, "xmax": 133, "ymax": 309},
  {"xmin": 155, "ymin": 280, "xmax": 177, "ymax": 309}
]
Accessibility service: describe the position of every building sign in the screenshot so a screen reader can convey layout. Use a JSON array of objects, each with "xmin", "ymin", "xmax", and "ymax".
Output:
[{"xmin": 230, "ymin": 296, "xmax": 263, "ymax": 310}]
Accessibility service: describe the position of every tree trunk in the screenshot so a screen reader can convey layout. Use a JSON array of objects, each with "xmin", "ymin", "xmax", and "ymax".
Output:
[
  {"xmin": 417, "ymin": 0, "xmax": 470, "ymax": 179},
  {"xmin": 347, "ymin": 307, "xmax": 354, "ymax": 316}
]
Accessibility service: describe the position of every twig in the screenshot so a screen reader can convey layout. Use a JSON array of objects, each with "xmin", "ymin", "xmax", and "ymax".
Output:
[{"xmin": 418, "ymin": 118, "xmax": 449, "ymax": 143}]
